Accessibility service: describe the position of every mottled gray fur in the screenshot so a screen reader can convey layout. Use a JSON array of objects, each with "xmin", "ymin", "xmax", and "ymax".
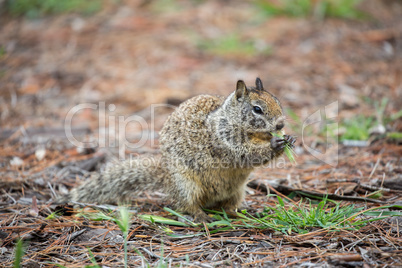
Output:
[{"xmin": 60, "ymin": 78, "xmax": 295, "ymax": 222}]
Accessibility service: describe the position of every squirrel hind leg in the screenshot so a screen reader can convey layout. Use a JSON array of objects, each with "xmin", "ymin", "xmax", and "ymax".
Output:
[
  {"xmin": 174, "ymin": 198, "xmax": 214, "ymax": 223},
  {"xmin": 208, "ymin": 189, "xmax": 245, "ymax": 217},
  {"xmin": 178, "ymin": 211, "xmax": 215, "ymax": 223},
  {"xmin": 181, "ymin": 205, "xmax": 215, "ymax": 223}
]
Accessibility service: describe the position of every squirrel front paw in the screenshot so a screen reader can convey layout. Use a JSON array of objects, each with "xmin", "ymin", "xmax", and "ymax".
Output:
[
  {"xmin": 284, "ymin": 135, "xmax": 296, "ymax": 148},
  {"xmin": 271, "ymin": 135, "xmax": 296, "ymax": 151}
]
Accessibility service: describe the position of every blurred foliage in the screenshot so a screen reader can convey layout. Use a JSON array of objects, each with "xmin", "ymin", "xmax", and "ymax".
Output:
[
  {"xmin": 0, "ymin": 46, "xmax": 6, "ymax": 57},
  {"xmin": 323, "ymin": 97, "xmax": 401, "ymax": 142},
  {"xmin": 285, "ymin": 108, "xmax": 302, "ymax": 134},
  {"xmin": 150, "ymin": 0, "xmax": 183, "ymax": 13},
  {"xmin": 198, "ymin": 34, "xmax": 272, "ymax": 57},
  {"xmin": 254, "ymin": 0, "xmax": 367, "ymax": 20},
  {"xmin": 389, "ymin": 110, "xmax": 402, "ymax": 122},
  {"xmin": 387, "ymin": 132, "xmax": 402, "ymax": 143},
  {"xmin": 149, "ymin": 0, "xmax": 206, "ymax": 14},
  {"xmin": 13, "ymin": 239, "xmax": 26, "ymax": 268},
  {"xmin": 340, "ymin": 115, "xmax": 374, "ymax": 141},
  {"xmin": 5, "ymin": 0, "xmax": 103, "ymax": 18}
]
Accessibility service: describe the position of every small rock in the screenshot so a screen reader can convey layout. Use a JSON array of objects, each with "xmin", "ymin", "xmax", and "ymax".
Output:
[
  {"xmin": 58, "ymin": 184, "xmax": 69, "ymax": 195},
  {"xmin": 35, "ymin": 148, "xmax": 46, "ymax": 161},
  {"xmin": 10, "ymin": 157, "xmax": 24, "ymax": 166},
  {"xmin": 369, "ymin": 124, "xmax": 386, "ymax": 136},
  {"xmin": 383, "ymin": 41, "xmax": 393, "ymax": 56},
  {"xmin": 294, "ymin": 146, "xmax": 304, "ymax": 155},
  {"xmin": 34, "ymin": 178, "xmax": 45, "ymax": 186},
  {"xmin": 71, "ymin": 17, "xmax": 85, "ymax": 32}
]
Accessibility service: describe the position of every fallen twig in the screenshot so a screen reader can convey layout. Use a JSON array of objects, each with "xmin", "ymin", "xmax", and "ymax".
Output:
[{"xmin": 248, "ymin": 181, "xmax": 386, "ymax": 204}]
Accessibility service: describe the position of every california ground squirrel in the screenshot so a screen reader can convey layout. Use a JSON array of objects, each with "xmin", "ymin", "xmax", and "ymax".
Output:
[{"xmin": 62, "ymin": 78, "xmax": 296, "ymax": 222}]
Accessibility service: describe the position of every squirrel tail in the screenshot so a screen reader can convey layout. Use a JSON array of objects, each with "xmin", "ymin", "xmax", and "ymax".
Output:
[{"xmin": 58, "ymin": 156, "xmax": 168, "ymax": 204}]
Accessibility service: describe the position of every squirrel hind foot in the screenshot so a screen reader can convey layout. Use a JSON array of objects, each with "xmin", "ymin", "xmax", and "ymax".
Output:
[{"xmin": 189, "ymin": 212, "xmax": 215, "ymax": 223}]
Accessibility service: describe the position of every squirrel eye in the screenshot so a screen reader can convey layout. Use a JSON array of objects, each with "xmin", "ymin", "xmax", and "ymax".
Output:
[{"xmin": 253, "ymin": 106, "xmax": 263, "ymax": 114}]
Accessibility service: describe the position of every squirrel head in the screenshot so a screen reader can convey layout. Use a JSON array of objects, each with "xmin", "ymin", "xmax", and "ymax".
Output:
[{"xmin": 223, "ymin": 78, "xmax": 285, "ymax": 141}]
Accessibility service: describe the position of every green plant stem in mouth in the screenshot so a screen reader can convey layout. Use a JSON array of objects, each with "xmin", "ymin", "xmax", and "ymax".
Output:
[{"xmin": 271, "ymin": 132, "xmax": 297, "ymax": 164}]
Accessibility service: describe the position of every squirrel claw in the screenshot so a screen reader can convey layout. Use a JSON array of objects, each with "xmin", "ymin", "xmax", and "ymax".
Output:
[
  {"xmin": 271, "ymin": 135, "xmax": 296, "ymax": 151},
  {"xmin": 284, "ymin": 135, "xmax": 296, "ymax": 148},
  {"xmin": 271, "ymin": 136, "xmax": 286, "ymax": 151}
]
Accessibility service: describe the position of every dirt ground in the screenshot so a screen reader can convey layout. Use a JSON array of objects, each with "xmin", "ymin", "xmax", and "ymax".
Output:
[{"xmin": 0, "ymin": 0, "xmax": 401, "ymax": 267}]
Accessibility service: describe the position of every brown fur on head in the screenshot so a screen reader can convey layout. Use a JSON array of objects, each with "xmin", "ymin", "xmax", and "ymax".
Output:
[{"xmin": 233, "ymin": 78, "xmax": 284, "ymax": 135}]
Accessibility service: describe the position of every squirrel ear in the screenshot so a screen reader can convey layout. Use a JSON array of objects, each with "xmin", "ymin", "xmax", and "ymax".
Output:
[
  {"xmin": 255, "ymin": 77, "xmax": 264, "ymax": 91},
  {"xmin": 235, "ymin": 80, "xmax": 248, "ymax": 100}
]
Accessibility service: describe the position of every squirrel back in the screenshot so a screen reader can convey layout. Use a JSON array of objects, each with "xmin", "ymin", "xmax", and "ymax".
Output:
[{"xmin": 61, "ymin": 78, "xmax": 295, "ymax": 222}]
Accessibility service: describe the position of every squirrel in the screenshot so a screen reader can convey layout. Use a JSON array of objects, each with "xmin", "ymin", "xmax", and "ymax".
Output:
[{"xmin": 60, "ymin": 78, "xmax": 296, "ymax": 222}]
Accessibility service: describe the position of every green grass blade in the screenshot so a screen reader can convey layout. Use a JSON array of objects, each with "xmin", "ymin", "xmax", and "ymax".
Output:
[
  {"xmin": 163, "ymin": 207, "xmax": 198, "ymax": 227},
  {"xmin": 87, "ymin": 248, "xmax": 101, "ymax": 268},
  {"xmin": 139, "ymin": 214, "xmax": 190, "ymax": 227},
  {"xmin": 277, "ymin": 196, "xmax": 285, "ymax": 207},
  {"xmin": 13, "ymin": 239, "xmax": 25, "ymax": 268},
  {"xmin": 363, "ymin": 211, "xmax": 402, "ymax": 217}
]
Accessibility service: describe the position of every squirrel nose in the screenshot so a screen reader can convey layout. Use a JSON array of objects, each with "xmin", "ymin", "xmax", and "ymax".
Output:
[{"xmin": 276, "ymin": 122, "xmax": 284, "ymax": 131}]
